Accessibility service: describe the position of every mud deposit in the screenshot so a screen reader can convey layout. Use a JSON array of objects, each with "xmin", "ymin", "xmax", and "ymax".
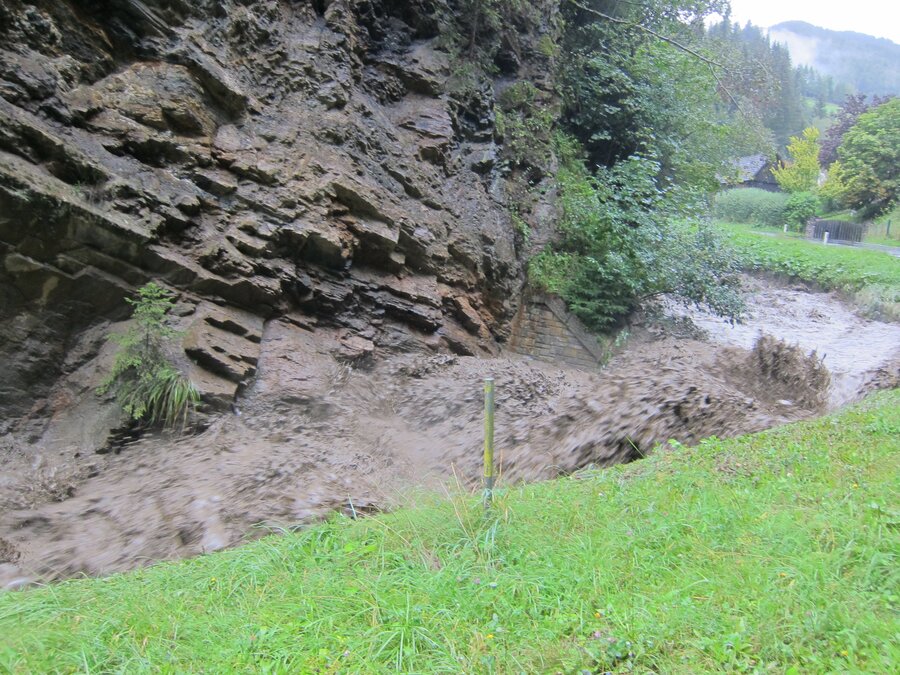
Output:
[{"xmin": 1, "ymin": 282, "xmax": 898, "ymax": 587}]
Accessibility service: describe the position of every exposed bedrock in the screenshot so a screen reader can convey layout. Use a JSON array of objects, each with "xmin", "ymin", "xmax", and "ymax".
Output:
[{"xmin": 0, "ymin": 0, "xmax": 545, "ymax": 433}]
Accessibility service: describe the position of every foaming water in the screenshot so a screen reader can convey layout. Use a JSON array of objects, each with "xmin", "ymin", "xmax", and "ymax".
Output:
[
  {"xmin": 669, "ymin": 276, "xmax": 900, "ymax": 406},
  {"xmin": 1, "ymin": 278, "xmax": 896, "ymax": 586}
]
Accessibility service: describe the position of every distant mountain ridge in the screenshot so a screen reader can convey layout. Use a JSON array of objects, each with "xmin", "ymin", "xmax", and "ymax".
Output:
[{"xmin": 769, "ymin": 21, "xmax": 900, "ymax": 97}]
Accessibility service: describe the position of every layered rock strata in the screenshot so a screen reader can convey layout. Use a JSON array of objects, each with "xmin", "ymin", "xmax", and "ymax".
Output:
[{"xmin": 0, "ymin": 0, "xmax": 540, "ymax": 432}]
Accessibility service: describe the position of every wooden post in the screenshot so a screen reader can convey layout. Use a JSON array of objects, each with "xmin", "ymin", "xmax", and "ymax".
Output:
[{"xmin": 483, "ymin": 377, "xmax": 495, "ymax": 510}]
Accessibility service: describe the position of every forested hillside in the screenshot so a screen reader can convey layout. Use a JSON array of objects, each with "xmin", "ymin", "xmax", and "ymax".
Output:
[
  {"xmin": 770, "ymin": 20, "xmax": 900, "ymax": 98},
  {"xmin": 705, "ymin": 18, "xmax": 857, "ymax": 147}
]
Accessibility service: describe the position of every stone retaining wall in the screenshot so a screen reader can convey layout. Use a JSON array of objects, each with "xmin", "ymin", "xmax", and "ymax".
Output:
[{"xmin": 507, "ymin": 293, "xmax": 603, "ymax": 370}]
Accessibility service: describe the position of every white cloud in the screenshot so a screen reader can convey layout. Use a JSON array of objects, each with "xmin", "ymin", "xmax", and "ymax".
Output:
[
  {"xmin": 767, "ymin": 29, "xmax": 818, "ymax": 67},
  {"xmin": 724, "ymin": 0, "xmax": 900, "ymax": 44}
]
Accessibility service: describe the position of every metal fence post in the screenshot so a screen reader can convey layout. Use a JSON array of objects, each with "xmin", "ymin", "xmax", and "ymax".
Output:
[{"xmin": 483, "ymin": 377, "xmax": 495, "ymax": 511}]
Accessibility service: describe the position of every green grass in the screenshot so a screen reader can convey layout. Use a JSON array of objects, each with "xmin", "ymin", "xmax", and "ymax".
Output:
[
  {"xmin": 817, "ymin": 209, "xmax": 855, "ymax": 221},
  {"xmin": 811, "ymin": 207, "xmax": 899, "ymax": 246},
  {"xmin": 2, "ymin": 391, "xmax": 898, "ymax": 673},
  {"xmin": 712, "ymin": 188, "xmax": 789, "ymax": 228},
  {"xmin": 867, "ymin": 204, "xmax": 900, "ymax": 245},
  {"xmin": 866, "ymin": 236, "xmax": 900, "ymax": 247},
  {"xmin": 718, "ymin": 221, "xmax": 900, "ymax": 320}
]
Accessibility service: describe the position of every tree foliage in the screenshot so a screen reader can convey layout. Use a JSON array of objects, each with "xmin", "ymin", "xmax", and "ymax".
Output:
[
  {"xmin": 455, "ymin": 1, "xmax": 774, "ymax": 329},
  {"xmin": 772, "ymin": 127, "xmax": 821, "ymax": 193},
  {"xmin": 820, "ymin": 94, "xmax": 891, "ymax": 167},
  {"xmin": 836, "ymin": 98, "xmax": 900, "ymax": 218},
  {"xmin": 531, "ymin": 146, "xmax": 743, "ymax": 330},
  {"xmin": 784, "ymin": 192, "xmax": 820, "ymax": 230},
  {"xmin": 819, "ymin": 160, "xmax": 849, "ymax": 210},
  {"xmin": 520, "ymin": 0, "xmax": 755, "ymax": 329},
  {"xmin": 557, "ymin": 0, "xmax": 760, "ymax": 181},
  {"xmin": 99, "ymin": 282, "xmax": 199, "ymax": 429}
]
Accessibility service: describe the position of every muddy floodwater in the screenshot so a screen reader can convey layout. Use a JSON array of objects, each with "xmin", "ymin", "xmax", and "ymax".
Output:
[
  {"xmin": 1, "ymin": 277, "xmax": 898, "ymax": 587},
  {"xmin": 670, "ymin": 276, "xmax": 900, "ymax": 407}
]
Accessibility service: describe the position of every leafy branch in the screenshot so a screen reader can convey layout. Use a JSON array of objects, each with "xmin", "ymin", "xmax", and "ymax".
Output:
[{"xmin": 566, "ymin": 0, "xmax": 745, "ymax": 115}]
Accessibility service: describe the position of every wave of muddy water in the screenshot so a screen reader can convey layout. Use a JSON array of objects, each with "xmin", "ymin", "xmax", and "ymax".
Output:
[
  {"xmin": 1, "ymin": 277, "xmax": 898, "ymax": 587},
  {"xmin": 668, "ymin": 276, "xmax": 900, "ymax": 407}
]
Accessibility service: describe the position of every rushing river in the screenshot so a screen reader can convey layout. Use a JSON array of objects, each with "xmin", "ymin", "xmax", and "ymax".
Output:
[
  {"xmin": 1, "ymin": 276, "xmax": 898, "ymax": 587},
  {"xmin": 670, "ymin": 275, "xmax": 900, "ymax": 407}
]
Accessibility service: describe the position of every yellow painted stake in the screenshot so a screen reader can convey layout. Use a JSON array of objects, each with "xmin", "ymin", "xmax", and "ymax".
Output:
[{"xmin": 483, "ymin": 377, "xmax": 495, "ymax": 510}]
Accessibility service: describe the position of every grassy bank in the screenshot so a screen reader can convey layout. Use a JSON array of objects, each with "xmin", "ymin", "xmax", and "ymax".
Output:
[
  {"xmin": 2, "ymin": 391, "xmax": 898, "ymax": 673},
  {"xmin": 823, "ymin": 205, "xmax": 900, "ymax": 246},
  {"xmin": 868, "ymin": 204, "xmax": 900, "ymax": 246},
  {"xmin": 718, "ymin": 221, "xmax": 900, "ymax": 320}
]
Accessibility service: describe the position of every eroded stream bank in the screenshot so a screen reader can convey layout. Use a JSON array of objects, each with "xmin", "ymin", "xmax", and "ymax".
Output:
[{"xmin": 1, "ymin": 277, "xmax": 898, "ymax": 587}]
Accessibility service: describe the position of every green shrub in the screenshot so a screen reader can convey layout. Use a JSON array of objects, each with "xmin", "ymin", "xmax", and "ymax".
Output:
[
  {"xmin": 497, "ymin": 80, "xmax": 541, "ymax": 111},
  {"xmin": 784, "ymin": 191, "xmax": 821, "ymax": 231},
  {"xmin": 99, "ymin": 282, "xmax": 199, "ymax": 429},
  {"xmin": 712, "ymin": 188, "xmax": 789, "ymax": 227},
  {"xmin": 500, "ymin": 108, "xmax": 556, "ymax": 172},
  {"xmin": 495, "ymin": 80, "xmax": 555, "ymax": 174},
  {"xmin": 532, "ymin": 153, "xmax": 744, "ymax": 330}
]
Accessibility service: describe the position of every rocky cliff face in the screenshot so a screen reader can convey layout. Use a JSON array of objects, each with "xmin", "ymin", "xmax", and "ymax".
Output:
[{"xmin": 0, "ymin": 0, "xmax": 539, "ymax": 434}]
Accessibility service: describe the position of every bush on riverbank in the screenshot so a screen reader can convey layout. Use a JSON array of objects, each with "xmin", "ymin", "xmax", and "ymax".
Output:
[
  {"xmin": 1, "ymin": 390, "xmax": 897, "ymax": 672},
  {"xmin": 713, "ymin": 188, "xmax": 790, "ymax": 227}
]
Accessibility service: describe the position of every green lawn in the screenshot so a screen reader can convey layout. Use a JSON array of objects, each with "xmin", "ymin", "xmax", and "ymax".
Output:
[
  {"xmin": 2, "ymin": 391, "xmax": 898, "ymax": 673},
  {"xmin": 718, "ymin": 221, "xmax": 900, "ymax": 320},
  {"xmin": 867, "ymin": 205, "xmax": 900, "ymax": 245},
  {"xmin": 866, "ymin": 235, "xmax": 899, "ymax": 247},
  {"xmin": 816, "ymin": 212, "xmax": 852, "ymax": 223}
]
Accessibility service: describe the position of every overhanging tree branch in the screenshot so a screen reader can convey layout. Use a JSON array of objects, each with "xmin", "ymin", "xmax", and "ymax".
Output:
[
  {"xmin": 567, "ymin": 0, "xmax": 746, "ymax": 115},
  {"xmin": 568, "ymin": 0, "xmax": 722, "ymax": 67}
]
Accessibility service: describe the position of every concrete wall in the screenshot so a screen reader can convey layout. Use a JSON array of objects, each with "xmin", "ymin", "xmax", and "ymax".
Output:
[{"xmin": 507, "ymin": 293, "xmax": 604, "ymax": 370}]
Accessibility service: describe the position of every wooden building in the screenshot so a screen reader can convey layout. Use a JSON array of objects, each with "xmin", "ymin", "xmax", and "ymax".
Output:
[{"xmin": 731, "ymin": 154, "xmax": 783, "ymax": 191}]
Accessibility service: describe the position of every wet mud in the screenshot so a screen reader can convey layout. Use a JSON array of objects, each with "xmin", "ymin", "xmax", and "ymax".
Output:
[
  {"xmin": 669, "ymin": 276, "xmax": 900, "ymax": 406},
  {"xmin": 1, "ymin": 278, "xmax": 898, "ymax": 587}
]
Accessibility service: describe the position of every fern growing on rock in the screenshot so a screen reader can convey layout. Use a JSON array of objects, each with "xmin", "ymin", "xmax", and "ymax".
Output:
[{"xmin": 99, "ymin": 282, "xmax": 199, "ymax": 430}]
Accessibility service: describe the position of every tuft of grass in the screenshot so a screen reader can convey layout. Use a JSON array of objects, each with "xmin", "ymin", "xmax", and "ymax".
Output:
[
  {"xmin": 1, "ymin": 390, "xmax": 898, "ymax": 673},
  {"xmin": 718, "ymin": 221, "xmax": 900, "ymax": 320}
]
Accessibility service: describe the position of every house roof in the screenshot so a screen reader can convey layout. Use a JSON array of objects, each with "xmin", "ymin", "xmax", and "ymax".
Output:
[{"xmin": 733, "ymin": 154, "xmax": 769, "ymax": 182}]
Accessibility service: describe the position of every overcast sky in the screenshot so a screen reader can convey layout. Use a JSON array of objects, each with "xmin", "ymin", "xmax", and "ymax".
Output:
[{"xmin": 723, "ymin": 0, "xmax": 900, "ymax": 44}]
